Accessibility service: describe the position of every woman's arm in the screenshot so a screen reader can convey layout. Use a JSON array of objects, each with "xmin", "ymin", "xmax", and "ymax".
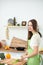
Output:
[
  {"xmin": 21, "ymin": 46, "xmax": 38, "ymax": 59},
  {"xmin": 23, "ymin": 50, "xmax": 28, "ymax": 55}
]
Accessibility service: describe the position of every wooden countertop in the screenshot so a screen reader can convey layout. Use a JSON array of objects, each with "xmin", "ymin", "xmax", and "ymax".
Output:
[
  {"xmin": 0, "ymin": 48, "xmax": 43, "ymax": 54},
  {"xmin": 0, "ymin": 47, "xmax": 26, "ymax": 53}
]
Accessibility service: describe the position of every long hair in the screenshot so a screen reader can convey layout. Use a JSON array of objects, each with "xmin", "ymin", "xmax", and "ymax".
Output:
[
  {"xmin": 28, "ymin": 19, "xmax": 42, "ymax": 40},
  {"xmin": 28, "ymin": 31, "xmax": 33, "ymax": 40}
]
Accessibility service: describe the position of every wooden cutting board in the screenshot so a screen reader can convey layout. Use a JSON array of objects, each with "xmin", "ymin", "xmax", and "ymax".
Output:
[
  {"xmin": 10, "ymin": 37, "xmax": 27, "ymax": 48},
  {"xmin": 0, "ymin": 59, "xmax": 27, "ymax": 65}
]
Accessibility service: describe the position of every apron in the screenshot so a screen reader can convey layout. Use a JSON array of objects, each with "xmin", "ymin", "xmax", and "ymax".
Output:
[{"xmin": 27, "ymin": 40, "xmax": 41, "ymax": 65}]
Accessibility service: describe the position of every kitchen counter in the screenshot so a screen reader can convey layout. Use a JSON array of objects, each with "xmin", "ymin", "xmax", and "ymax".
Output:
[
  {"xmin": 39, "ymin": 51, "xmax": 43, "ymax": 54},
  {"xmin": 0, "ymin": 48, "xmax": 43, "ymax": 65},
  {"xmin": 0, "ymin": 47, "xmax": 26, "ymax": 53},
  {"xmin": 0, "ymin": 48, "xmax": 43, "ymax": 54},
  {"xmin": 0, "ymin": 47, "xmax": 26, "ymax": 59}
]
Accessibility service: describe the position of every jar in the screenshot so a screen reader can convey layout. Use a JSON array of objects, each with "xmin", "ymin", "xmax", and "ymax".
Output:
[{"xmin": 21, "ymin": 21, "xmax": 27, "ymax": 26}]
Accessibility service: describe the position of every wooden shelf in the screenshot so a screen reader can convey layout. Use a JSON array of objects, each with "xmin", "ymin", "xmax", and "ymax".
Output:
[
  {"xmin": 8, "ymin": 25, "xmax": 27, "ymax": 27},
  {"xmin": 7, "ymin": 26, "xmax": 28, "ymax": 29}
]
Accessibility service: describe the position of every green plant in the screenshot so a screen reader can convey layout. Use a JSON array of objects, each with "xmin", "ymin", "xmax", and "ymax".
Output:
[{"xmin": 17, "ymin": 24, "xmax": 20, "ymax": 26}]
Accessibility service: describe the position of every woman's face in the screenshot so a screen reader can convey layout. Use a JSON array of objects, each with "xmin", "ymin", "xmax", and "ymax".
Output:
[{"xmin": 28, "ymin": 22, "xmax": 33, "ymax": 32}]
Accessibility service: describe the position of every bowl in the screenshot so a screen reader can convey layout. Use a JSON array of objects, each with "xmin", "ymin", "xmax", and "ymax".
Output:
[{"xmin": 16, "ymin": 47, "xmax": 25, "ymax": 51}]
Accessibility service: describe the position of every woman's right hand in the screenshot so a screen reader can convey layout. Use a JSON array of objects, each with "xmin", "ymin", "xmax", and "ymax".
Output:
[{"xmin": 19, "ymin": 56, "xmax": 24, "ymax": 61}]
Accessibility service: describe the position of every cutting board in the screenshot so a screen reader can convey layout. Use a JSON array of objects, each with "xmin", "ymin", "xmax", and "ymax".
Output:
[
  {"xmin": 0, "ymin": 59, "xmax": 27, "ymax": 65},
  {"xmin": 10, "ymin": 37, "xmax": 27, "ymax": 48}
]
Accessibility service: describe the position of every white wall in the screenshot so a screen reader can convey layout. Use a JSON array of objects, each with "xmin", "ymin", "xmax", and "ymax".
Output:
[
  {"xmin": 0, "ymin": 0, "xmax": 43, "ymax": 47},
  {"xmin": 7, "ymin": 26, "xmax": 28, "ymax": 46}
]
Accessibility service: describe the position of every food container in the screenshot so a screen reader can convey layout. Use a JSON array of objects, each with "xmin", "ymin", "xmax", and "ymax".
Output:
[
  {"xmin": 21, "ymin": 21, "xmax": 27, "ymax": 26},
  {"xmin": 16, "ymin": 47, "xmax": 25, "ymax": 51}
]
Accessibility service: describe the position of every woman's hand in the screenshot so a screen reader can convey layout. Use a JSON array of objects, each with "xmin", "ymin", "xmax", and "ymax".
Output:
[
  {"xmin": 19, "ymin": 56, "xmax": 24, "ymax": 62},
  {"xmin": 21, "ymin": 55, "xmax": 27, "ymax": 60}
]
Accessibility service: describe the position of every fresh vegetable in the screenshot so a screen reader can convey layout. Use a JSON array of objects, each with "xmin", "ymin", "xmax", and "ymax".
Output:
[
  {"xmin": 0, "ymin": 53, "xmax": 5, "ymax": 59},
  {"xmin": 6, "ymin": 53, "xmax": 11, "ymax": 59},
  {"xmin": 12, "ymin": 59, "xmax": 19, "ymax": 64},
  {"xmin": 4, "ymin": 46, "xmax": 10, "ymax": 50}
]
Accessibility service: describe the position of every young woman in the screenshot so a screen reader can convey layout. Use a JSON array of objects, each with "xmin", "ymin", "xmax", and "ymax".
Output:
[{"xmin": 21, "ymin": 19, "xmax": 42, "ymax": 65}]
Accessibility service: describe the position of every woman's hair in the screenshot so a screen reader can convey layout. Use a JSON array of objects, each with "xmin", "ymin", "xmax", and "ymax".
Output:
[
  {"xmin": 28, "ymin": 19, "xmax": 42, "ymax": 40},
  {"xmin": 28, "ymin": 31, "xmax": 33, "ymax": 39}
]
